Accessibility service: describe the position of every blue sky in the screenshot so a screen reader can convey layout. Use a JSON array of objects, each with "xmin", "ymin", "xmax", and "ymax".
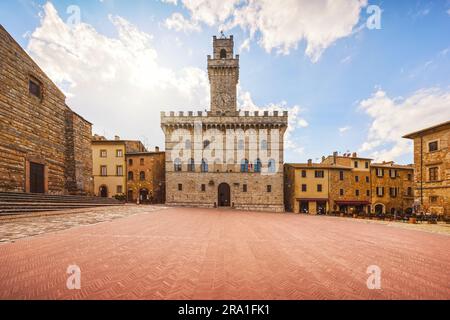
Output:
[{"xmin": 1, "ymin": 0, "xmax": 449, "ymax": 164}]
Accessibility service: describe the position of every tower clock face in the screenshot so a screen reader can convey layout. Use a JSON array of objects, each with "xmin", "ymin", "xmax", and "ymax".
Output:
[{"xmin": 216, "ymin": 93, "xmax": 232, "ymax": 108}]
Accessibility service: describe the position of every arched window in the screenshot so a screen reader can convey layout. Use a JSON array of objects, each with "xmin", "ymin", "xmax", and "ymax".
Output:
[
  {"xmin": 140, "ymin": 171, "xmax": 145, "ymax": 181},
  {"xmin": 254, "ymin": 159, "xmax": 262, "ymax": 173},
  {"xmin": 188, "ymin": 158, "xmax": 195, "ymax": 172},
  {"xmin": 128, "ymin": 171, "xmax": 134, "ymax": 181},
  {"xmin": 185, "ymin": 139, "xmax": 191, "ymax": 150},
  {"xmin": 238, "ymin": 139, "xmax": 244, "ymax": 150},
  {"xmin": 261, "ymin": 139, "xmax": 268, "ymax": 150},
  {"xmin": 220, "ymin": 49, "xmax": 227, "ymax": 59},
  {"xmin": 268, "ymin": 159, "xmax": 276, "ymax": 173},
  {"xmin": 241, "ymin": 159, "xmax": 249, "ymax": 173},
  {"xmin": 174, "ymin": 158, "xmax": 182, "ymax": 172},
  {"xmin": 201, "ymin": 159, "xmax": 208, "ymax": 172},
  {"xmin": 203, "ymin": 140, "xmax": 211, "ymax": 150}
]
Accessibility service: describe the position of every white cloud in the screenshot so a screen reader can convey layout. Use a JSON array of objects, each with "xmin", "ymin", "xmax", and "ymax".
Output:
[
  {"xmin": 164, "ymin": 0, "xmax": 368, "ymax": 62},
  {"xmin": 239, "ymin": 38, "xmax": 251, "ymax": 53},
  {"xmin": 359, "ymin": 88, "xmax": 450, "ymax": 162},
  {"xmin": 161, "ymin": 0, "xmax": 178, "ymax": 5},
  {"xmin": 27, "ymin": 2, "xmax": 209, "ymax": 148},
  {"xmin": 339, "ymin": 126, "xmax": 351, "ymax": 134},
  {"xmin": 340, "ymin": 55, "xmax": 352, "ymax": 64},
  {"xmin": 238, "ymin": 88, "xmax": 308, "ymax": 154},
  {"xmin": 164, "ymin": 12, "xmax": 201, "ymax": 33}
]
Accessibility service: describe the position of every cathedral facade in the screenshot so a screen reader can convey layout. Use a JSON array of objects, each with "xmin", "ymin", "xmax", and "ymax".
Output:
[{"xmin": 161, "ymin": 35, "xmax": 288, "ymax": 212}]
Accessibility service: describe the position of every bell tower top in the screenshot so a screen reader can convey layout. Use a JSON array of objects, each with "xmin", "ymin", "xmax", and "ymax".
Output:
[
  {"xmin": 213, "ymin": 33, "xmax": 234, "ymax": 59},
  {"xmin": 207, "ymin": 34, "xmax": 239, "ymax": 116}
]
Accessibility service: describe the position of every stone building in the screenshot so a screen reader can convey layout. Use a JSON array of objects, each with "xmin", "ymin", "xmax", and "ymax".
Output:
[
  {"xmin": 370, "ymin": 162, "xmax": 414, "ymax": 214},
  {"xmin": 161, "ymin": 35, "xmax": 288, "ymax": 212},
  {"xmin": 322, "ymin": 152, "xmax": 372, "ymax": 214},
  {"xmin": 0, "ymin": 25, "xmax": 93, "ymax": 195},
  {"xmin": 285, "ymin": 152, "xmax": 415, "ymax": 215},
  {"xmin": 403, "ymin": 121, "xmax": 450, "ymax": 215},
  {"xmin": 92, "ymin": 135, "xmax": 146, "ymax": 198},
  {"xmin": 126, "ymin": 148, "xmax": 165, "ymax": 204}
]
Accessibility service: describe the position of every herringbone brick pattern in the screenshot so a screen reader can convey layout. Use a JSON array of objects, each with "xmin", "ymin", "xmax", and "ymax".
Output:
[{"xmin": 0, "ymin": 207, "xmax": 449, "ymax": 300}]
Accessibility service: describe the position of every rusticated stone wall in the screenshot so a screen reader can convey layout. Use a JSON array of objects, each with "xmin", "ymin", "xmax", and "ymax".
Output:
[{"xmin": 0, "ymin": 25, "xmax": 92, "ymax": 195}]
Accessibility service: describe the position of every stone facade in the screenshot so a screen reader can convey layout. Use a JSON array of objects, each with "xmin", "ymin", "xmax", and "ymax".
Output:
[
  {"xmin": 161, "ymin": 35, "xmax": 288, "ymax": 212},
  {"xmin": 404, "ymin": 121, "xmax": 450, "ymax": 215},
  {"xmin": 285, "ymin": 152, "xmax": 415, "ymax": 215},
  {"xmin": 126, "ymin": 150, "xmax": 166, "ymax": 204},
  {"xmin": 370, "ymin": 162, "xmax": 414, "ymax": 214},
  {"xmin": 0, "ymin": 25, "xmax": 93, "ymax": 195}
]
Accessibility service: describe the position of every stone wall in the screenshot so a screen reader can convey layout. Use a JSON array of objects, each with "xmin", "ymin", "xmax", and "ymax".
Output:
[
  {"xmin": 0, "ymin": 25, "xmax": 92, "ymax": 195},
  {"xmin": 370, "ymin": 165, "xmax": 414, "ymax": 214},
  {"xmin": 166, "ymin": 172, "xmax": 284, "ymax": 212},
  {"xmin": 409, "ymin": 124, "xmax": 450, "ymax": 215}
]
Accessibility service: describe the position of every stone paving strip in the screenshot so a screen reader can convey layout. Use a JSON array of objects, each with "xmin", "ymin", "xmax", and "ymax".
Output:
[{"xmin": 0, "ymin": 205, "xmax": 169, "ymax": 243}]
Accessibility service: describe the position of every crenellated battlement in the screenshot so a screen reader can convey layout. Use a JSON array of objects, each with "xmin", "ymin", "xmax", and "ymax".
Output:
[{"xmin": 160, "ymin": 110, "xmax": 289, "ymax": 118}]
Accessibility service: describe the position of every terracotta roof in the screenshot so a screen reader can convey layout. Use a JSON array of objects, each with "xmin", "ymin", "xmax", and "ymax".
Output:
[
  {"xmin": 126, "ymin": 152, "xmax": 165, "ymax": 156},
  {"xmin": 403, "ymin": 120, "xmax": 450, "ymax": 139},
  {"xmin": 371, "ymin": 163, "xmax": 414, "ymax": 170},
  {"xmin": 285, "ymin": 163, "xmax": 352, "ymax": 170}
]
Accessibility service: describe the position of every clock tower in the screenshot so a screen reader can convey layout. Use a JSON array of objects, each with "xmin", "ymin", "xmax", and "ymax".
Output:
[{"xmin": 208, "ymin": 34, "xmax": 239, "ymax": 115}]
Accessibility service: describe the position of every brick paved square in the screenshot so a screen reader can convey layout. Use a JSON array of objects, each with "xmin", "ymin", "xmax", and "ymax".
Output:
[{"xmin": 0, "ymin": 206, "xmax": 449, "ymax": 300}]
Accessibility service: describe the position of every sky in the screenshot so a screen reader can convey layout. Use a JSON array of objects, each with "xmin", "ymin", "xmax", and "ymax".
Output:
[{"xmin": 1, "ymin": 0, "xmax": 449, "ymax": 164}]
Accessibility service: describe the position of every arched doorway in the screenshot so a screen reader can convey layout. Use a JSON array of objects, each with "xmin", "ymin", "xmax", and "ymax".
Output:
[
  {"xmin": 218, "ymin": 183, "xmax": 231, "ymax": 207},
  {"xmin": 140, "ymin": 188, "xmax": 149, "ymax": 203},
  {"xmin": 99, "ymin": 185, "xmax": 108, "ymax": 198},
  {"xmin": 374, "ymin": 204, "xmax": 384, "ymax": 214}
]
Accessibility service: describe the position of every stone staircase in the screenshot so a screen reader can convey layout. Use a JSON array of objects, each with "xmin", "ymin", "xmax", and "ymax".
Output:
[{"xmin": 0, "ymin": 192, "xmax": 124, "ymax": 215}]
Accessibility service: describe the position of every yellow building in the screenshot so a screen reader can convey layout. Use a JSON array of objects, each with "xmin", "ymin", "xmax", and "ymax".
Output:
[
  {"xmin": 92, "ymin": 135, "xmax": 146, "ymax": 198},
  {"xmin": 284, "ymin": 161, "xmax": 334, "ymax": 214}
]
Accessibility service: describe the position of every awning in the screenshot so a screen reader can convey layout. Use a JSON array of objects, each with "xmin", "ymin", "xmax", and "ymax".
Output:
[
  {"xmin": 335, "ymin": 200, "xmax": 371, "ymax": 205},
  {"xmin": 296, "ymin": 198, "xmax": 328, "ymax": 202}
]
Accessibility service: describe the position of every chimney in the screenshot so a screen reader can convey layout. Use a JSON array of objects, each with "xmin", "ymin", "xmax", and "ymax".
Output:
[
  {"xmin": 333, "ymin": 152, "xmax": 338, "ymax": 165},
  {"xmin": 114, "ymin": 135, "xmax": 120, "ymax": 141},
  {"xmin": 321, "ymin": 156, "xmax": 325, "ymax": 163},
  {"xmin": 155, "ymin": 146, "xmax": 160, "ymax": 152},
  {"xmin": 307, "ymin": 159, "xmax": 312, "ymax": 166},
  {"xmin": 352, "ymin": 152, "xmax": 357, "ymax": 158}
]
